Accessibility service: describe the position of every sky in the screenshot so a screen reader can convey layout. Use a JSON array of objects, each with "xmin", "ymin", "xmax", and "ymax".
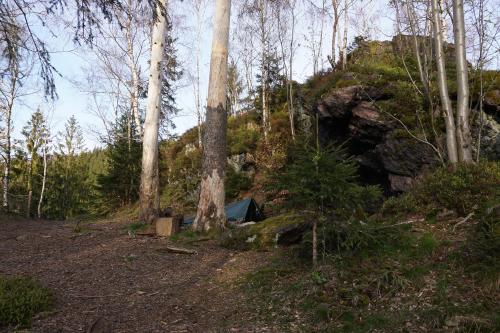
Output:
[{"xmin": 14, "ymin": 0, "xmax": 497, "ymax": 150}]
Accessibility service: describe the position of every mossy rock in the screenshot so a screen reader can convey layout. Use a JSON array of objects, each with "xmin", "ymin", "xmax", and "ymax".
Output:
[{"xmin": 220, "ymin": 213, "xmax": 308, "ymax": 250}]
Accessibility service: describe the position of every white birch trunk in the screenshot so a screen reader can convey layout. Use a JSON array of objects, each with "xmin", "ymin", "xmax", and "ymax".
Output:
[
  {"xmin": 452, "ymin": 0, "xmax": 473, "ymax": 162},
  {"xmin": 37, "ymin": 140, "xmax": 47, "ymax": 219},
  {"xmin": 126, "ymin": 1, "xmax": 143, "ymax": 138},
  {"xmin": 431, "ymin": 0, "xmax": 458, "ymax": 164},
  {"xmin": 139, "ymin": 0, "xmax": 167, "ymax": 223},
  {"xmin": 341, "ymin": 0, "xmax": 349, "ymax": 69}
]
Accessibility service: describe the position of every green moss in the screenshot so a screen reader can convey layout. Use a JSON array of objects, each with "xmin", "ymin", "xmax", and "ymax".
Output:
[
  {"xmin": 220, "ymin": 213, "xmax": 307, "ymax": 250},
  {"xmin": 0, "ymin": 276, "xmax": 52, "ymax": 328}
]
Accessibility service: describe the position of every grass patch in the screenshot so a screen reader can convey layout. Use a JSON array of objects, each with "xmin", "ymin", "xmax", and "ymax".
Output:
[
  {"xmin": 125, "ymin": 221, "xmax": 148, "ymax": 234},
  {"xmin": 0, "ymin": 276, "xmax": 52, "ymax": 328}
]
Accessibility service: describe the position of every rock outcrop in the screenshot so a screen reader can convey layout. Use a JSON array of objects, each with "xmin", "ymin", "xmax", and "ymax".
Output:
[{"xmin": 314, "ymin": 85, "xmax": 499, "ymax": 193}]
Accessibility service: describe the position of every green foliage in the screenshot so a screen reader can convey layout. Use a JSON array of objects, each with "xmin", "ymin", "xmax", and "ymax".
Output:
[
  {"xmin": 220, "ymin": 214, "xmax": 306, "ymax": 250},
  {"xmin": 97, "ymin": 114, "xmax": 142, "ymax": 211},
  {"xmin": 227, "ymin": 113, "xmax": 260, "ymax": 155},
  {"xmin": 465, "ymin": 204, "xmax": 500, "ymax": 281},
  {"xmin": 160, "ymin": 140, "xmax": 201, "ymax": 213},
  {"xmin": 413, "ymin": 162, "xmax": 500, "ymax": 215},
  {"xmin": 43, "ymin": 117, "xmax": 99, "ymax": 219},
  {"xmin": 268, "ymin": 141, "xmax": 381, "ymax": 217},
  {"xmin": 225, "ymin": 168, "xmax": 252, "ymax": 199},
  {"xmin": 0, "ymin": 276, "xmax": 52, "ymax": 328},
  {"xmin": 381, "ymin": 193, "xmax": 418, "ymax": 217}
]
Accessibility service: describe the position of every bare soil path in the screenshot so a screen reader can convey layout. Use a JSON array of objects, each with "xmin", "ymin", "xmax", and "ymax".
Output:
[{"xmin": 0, "ymin": 219, "xmax": 271, "ymax": 333}]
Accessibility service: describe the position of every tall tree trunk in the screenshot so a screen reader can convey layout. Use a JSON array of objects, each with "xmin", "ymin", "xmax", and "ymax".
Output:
[
  {"xmin": 453, "ymin": 0, "xmax": 473, "ymax": 162},
  {"xmin": 312, "ymin": 220, "xmax": 318, "ymax": 267},
  {"xmin": 3, "ymin": 109, "xmax": 11, "ymax": 210},
  {"xmin": 431, "ymin": 0, "xmax": 458, "ymax": 164},
  {"xmin": 27, "ymin": 156, "xmax": 33, "ymax": 218},
  {"xmin": 341, "ymin": 0, "xmax": 349, "ymax": 69},
  {"xmin": 38, "ymin": 140, "xmax": 47, "ymax": 219},
  {"xmin": 193, "ymin": 0, "xmax": 231, "ymax": 232},
  {"xmin": 126, "ymin": 0, "xmax": 143, "ymax": 138},
  {"xmin": 2, "ymin": 65, "xmax": 16, "ymax": 210},
  {"xmin": 329, "ymin": 0, "xmax": 339, "ymax": 68},
  {"xmin": 405, "ymin": 1, "xmax": 430, "ymax": 99},
  {"xmin": 259, "ymin": 0, "xmax": 270, "ymax": 143},
  {"xmin": 195, "ymin": 45, "xmax": 203, "ymax": 148},
  {"xmin": 139, "ymin": 0, "xmax": 167, "ymax": 223}
]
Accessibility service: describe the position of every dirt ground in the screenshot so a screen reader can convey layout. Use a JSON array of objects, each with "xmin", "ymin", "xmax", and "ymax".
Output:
[{"xmin": 0, "ymin": 218, "xmax": 272, "ymax": 333}]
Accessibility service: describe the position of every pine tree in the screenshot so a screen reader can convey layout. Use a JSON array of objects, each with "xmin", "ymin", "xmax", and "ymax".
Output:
[
  {"xmin": 97, "ymin": 114, "xmax": 142, "ymax": 210},
  {"xmin": 21, "ymin": 109, "xmax": 48, "ymax": 217}
]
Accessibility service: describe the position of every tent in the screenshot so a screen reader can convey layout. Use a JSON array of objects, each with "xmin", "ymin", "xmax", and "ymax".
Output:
[{"xmin": 182, "ymin": 198, "xmax": 262, "ymax": 226}]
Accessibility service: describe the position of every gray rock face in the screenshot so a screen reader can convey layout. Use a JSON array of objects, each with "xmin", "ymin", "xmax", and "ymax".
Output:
[
  {"xmin": 227, "ymin": 153, "xmax": 256, "ymax": 174},
  {"xmin": 314, "ymin": 85, "xmax": 500, "ymax": 193},
  {"xmin": 313, "ymin": 86, "xmax": 432, "ymax": 193}
]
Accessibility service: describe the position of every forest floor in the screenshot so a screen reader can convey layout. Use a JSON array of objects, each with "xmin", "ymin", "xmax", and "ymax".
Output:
[{"xmin": 0, "ymin": 218, "xmax": 274, "ymax": 333}]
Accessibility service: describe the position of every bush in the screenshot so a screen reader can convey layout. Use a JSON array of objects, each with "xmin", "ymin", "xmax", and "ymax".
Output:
[
  {"xmin": 267, "ymin": 141, "xmax": 382, "ymax": 217},
  {"xmin": 466, "ymin": 204, "xmax": 500, "ymax": 273},
  {"xmin": 225, "ymin": 168, "xmax": 252, "ymax": 199},
  {"xmin": 0, "ymin": 276, "xmax": 52, "ymax": 328},
  {"xmin": 297, "ymin": 217, "xmax": 410, "ymax": 260},
  {"xmin": 220, "ymin": 214, "xmax": 307, "ymax": 251},
  {"xmin": 381, "ymin": 193, "xmax": 418, "ymax": 217},
  {"xmin": 414, "ymin": 162, "xmax": 500, "ymax": 215}
]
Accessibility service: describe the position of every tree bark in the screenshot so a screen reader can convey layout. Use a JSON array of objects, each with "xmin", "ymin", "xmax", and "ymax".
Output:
[
  {"xmin": 258, "ymin": 0, "xmax": 270, "ymax": 143},
  {"xmin": 431, "ymin": 0, "xmax": 458, "ymax": 164},
  {"xmin": 329, "ymin": 0, "xmax": 340, "ymax": 68},
  {"xmin": 125, "ymin": 0, "xmax": 143, "ymax": 138},
  {"xmin": 193, "ymin": 0, "xmax": 231, "ymax": 232},
  {"xmin": 2, "ymin": 107, "xmax": 12, "ymax": 210},
  {"xmin": 452, "ymin": 0, "xmax": 473, "ymax": 162},
  {"xmin": 341, "ymin": 0, "xmax": 349, "ymax": 69},
  {"xmin": 38, "ymin": 139, "xmax": 47, "ymax": 219},
  {"xmin": 312, "ymin": 220, "xmax": 317, "ymax": 267},
  {"xmin": 139, "ymin": 0, "xmax": 167, "ymax": 224}
]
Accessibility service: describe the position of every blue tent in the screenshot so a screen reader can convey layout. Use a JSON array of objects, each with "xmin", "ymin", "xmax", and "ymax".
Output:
[{"xmin": 183, "ymin": 198, "xmax": 262, "ymax": 226}]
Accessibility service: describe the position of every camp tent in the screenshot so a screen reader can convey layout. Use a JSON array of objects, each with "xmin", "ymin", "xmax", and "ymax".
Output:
[{"xmin": 183, "ymin": 198, "xmax": 262, "ymax": 226}]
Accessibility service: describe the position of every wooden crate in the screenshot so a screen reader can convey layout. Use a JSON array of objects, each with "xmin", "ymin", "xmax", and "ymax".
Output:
[{"xmin": 155, "ymin": 216, "xmax": 181, "ymax": 237}]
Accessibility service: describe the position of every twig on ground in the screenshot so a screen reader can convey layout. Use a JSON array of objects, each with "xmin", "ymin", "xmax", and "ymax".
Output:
[
  {"xmin": 453, "ymin": 212, "xmax": 474, "ymax": 231},
  {"xmin": 155, "ymin": 246, "xmax": 198, "ymax": 255}
]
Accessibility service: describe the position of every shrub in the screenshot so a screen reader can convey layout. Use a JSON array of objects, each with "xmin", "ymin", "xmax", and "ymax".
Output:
[
  {"xmin": 220, "ymin": 214, "xmax": 307, "ymax": 250},
  {"xmin": 0, "ymin": 276, "xmax": 52, "ymax": 328},
  {"xmin": 267, "ymin": 141, "xmax": 382, "ymax": 217},
  {"xmin": 414, "ymin": 162, "xmax": 500, "ymax": 215},
  {"xmin": 381, "ymin": 193, "xmax": 418, "ymax": 217},
  {"xmin": 297, "ymin": 217, "xmax": 410, "ymax": 260},
  {"xmin": 225, "ymin": 168, "xmax": 252, "ymax": 199},
  {"xmin": 465, "ymin": 204, "xmax": 500, "ymax": 273}
]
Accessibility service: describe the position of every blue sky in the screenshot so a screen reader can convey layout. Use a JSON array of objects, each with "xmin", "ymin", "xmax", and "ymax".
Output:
[{"xmin": 18, "ymin": 0, "xmax": 475, "ymax": 149}]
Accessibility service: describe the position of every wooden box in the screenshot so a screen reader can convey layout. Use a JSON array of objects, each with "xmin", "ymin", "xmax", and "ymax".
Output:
[{"xmin": 155, "ymin": 216, "xmax": 181, "ymax": 237}]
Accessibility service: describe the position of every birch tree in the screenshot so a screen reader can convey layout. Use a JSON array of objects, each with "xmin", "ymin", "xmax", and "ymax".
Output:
[
  {"xmin": 193, "ymin": 0, "xmax": 231, "ymax": 232},
  {"xmin": 139, "ymin": 0, "xmax": 168, "ymax": 223},
  {"xmin": 187, "ymin": 0, "xmax": 209, "ymax": 147},
  {"xmin": 431, "ymin": 0, "xmax": 459, "ymax": 163},
  {"xmin": 452, "ymin": 0, "xmax": 473, "ymax": 162},
  {"xmin": 275, "ymin": 0, "xmax": 297, "ymax": 139}
]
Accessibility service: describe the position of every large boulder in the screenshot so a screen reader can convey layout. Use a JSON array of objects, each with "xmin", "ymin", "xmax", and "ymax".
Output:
[
  {"xmin": 314, "ymin": 84, "xmax": 500, "ymax": 193},
  {"xmin": 312, "ymin": 86, "xmax": 436, "ymax": 192}
]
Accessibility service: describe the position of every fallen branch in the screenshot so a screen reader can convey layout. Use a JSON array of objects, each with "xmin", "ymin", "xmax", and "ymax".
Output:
[
  {"xmin": 72, "ymin": 293, "xmax": 122, "ymax": 299},
  {"xmin": 453, "ymin": 212, "xmax": 474, "ymax": 231},
  {"xmin": 155, "ymin": 246, "xmax": 198, "ymax": 255},
  {"xmin": 375, "ymin": 218, "xmax": 424, "ymax": 229}
]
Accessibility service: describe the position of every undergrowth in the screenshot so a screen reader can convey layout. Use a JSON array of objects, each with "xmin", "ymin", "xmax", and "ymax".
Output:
[
  {"xmin": 0, "ymin": 276, "xmax": 52, "ymax": 328},
  {"xmin": 237, "ymin": 162, "xmax": 500, "ymax": 332}
]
